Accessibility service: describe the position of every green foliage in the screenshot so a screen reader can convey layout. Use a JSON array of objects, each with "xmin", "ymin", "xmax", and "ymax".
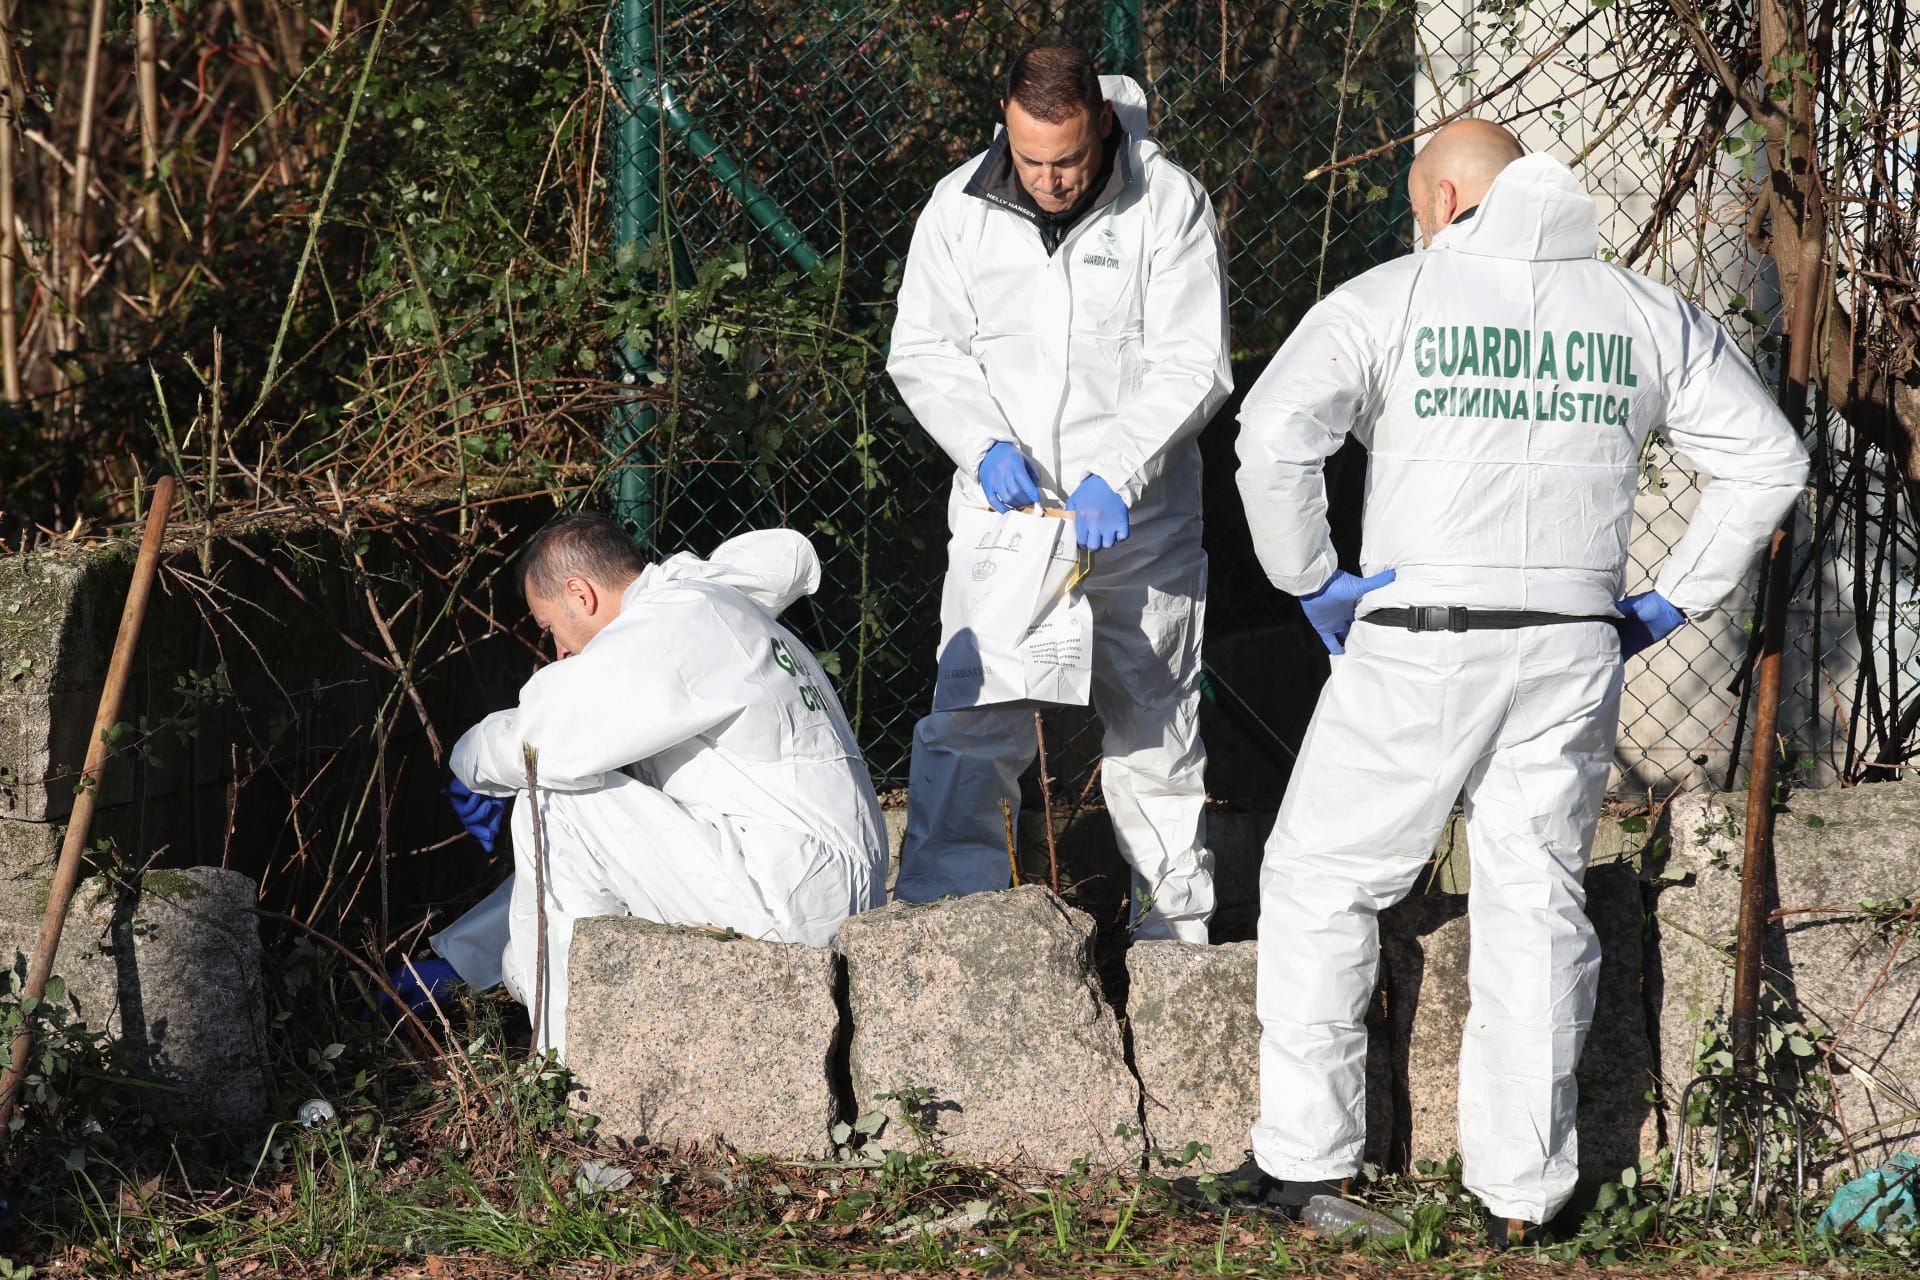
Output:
[
  {"xmin": 604, "ymin": 243, "xmax": 897, "ymax": 501},
  {"xmin": 6, "ymin": 2, "xmax": 624, "ymax": 525},
  {"xmin": 353, "ymin": 3, "xmax": 601, "ymax": 395},
  {"xmin": 1386, "ymin": 1200, "xmax": 1450, "ymax": 1261},
  {"xmin": 1683, "ymin": 999, "xmax": 1827, "ymax": 1102},
  {"xmin": 1147, "ymin": 1138, "xmax": 1215, "ymax": 1171},
  {"xmin": 100, "ymin": 666, "xmax": 232, "ymax": 775},
  {"xmin": 1569, "ymin": 1152, "xmax": 1666, "ymax": 1261},
  {"xmin": 870, "ymin": 1081, "xmax": 944, "ymax": 1152},
  {"xmin": 829, "ymin": 1106, "xmax": 888, "ymax": 1152},
  {"xmin": 293, "ymin": 2, "xmax": 617, "ymax": 481},
  {"xmin": 0, "ymin": 969, "xmax": 155, "ymax": 1201}
]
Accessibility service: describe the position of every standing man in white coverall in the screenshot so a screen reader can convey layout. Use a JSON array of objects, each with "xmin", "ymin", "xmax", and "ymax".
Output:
[
  {"xmin": 887, "ymin": 43, "xmax": 1231, "ymax": 941},
  {"xmin": 1174, "ymin": 122, "xmax": 1809, "ymax": 1242},
  {"xmin": 425, "ymin": 515, "xmax": 889, "ymax": 1057}
]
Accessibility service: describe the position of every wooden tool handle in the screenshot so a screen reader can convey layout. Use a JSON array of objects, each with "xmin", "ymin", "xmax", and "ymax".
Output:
[{"xmin": 1729, "ymin": 244, "xmax": 1824, "ymax": 1075}]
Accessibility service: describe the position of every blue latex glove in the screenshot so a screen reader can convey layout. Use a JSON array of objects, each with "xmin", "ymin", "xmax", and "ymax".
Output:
[
  {"xmin": 381, "ymin": 956, "xmax": 462, "ymax": 1021},
  {"xmin": 1065, "ymin": 474, "xmax": 1129, "ymax": 551},
  {"xmin": 1616, "ymin": 590, "xmax": 1686, "ymax": 659},
  {"xmin": 977, "ymin": 441, "xmax": 1043, "ymax": 512},
  {"xmin": 1299, "ymin": 568, "xmax": 1397, "ymax": 655},
  {"xmin": 1818, "ymin": 1153, "xmax": 1920, "ymax": 1235},
  {"xmin": 445, "ymin": 777, "xmax": 507, "ymax": 853}
]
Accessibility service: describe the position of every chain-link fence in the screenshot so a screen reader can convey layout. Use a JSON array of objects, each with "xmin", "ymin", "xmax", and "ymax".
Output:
[
  {"xmin": 602, "ymin": 0, "xmax": 1412, "ymax": 788},
  {"xmin": 1411, "ymin": 0, "xmax": 1920, "ymax": 790},
  {"xmin": 602, "ymin": 0, "xmax": 1909, "ymax": 793}
]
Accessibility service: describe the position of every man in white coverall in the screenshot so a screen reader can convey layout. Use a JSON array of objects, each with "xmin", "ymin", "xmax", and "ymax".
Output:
[
  {"xmin": 887, "ymin": 43, "xmax": 1231, "ymax": 941},
  {"xmin": 426, "ymin": 514, "xmax": 889, "ymax": 1057},
  {"xmin": 1176, "ymin": 122, "xmax": 1809, "ymax": 1241}
]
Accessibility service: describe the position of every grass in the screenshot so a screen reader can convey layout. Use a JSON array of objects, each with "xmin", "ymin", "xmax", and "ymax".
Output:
[
  {"xmin": 26, "ymin": 1147, "xmax": 1916, "ymax": 1280},
  {"xmin": 5, "ymin": 1001, "xmax": 1918, "ymax": 1279}
]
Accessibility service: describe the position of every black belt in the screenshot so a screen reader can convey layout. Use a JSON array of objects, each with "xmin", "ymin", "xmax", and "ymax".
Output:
[{"xmin": 1359, "ymin": 607, "xmax": 1620, "ymax": 633}]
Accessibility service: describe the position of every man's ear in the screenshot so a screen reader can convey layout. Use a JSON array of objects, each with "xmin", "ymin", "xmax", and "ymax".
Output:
[
  {"xmin": 1435, "ymin": 178, "xmax": 1460, "ymax": 228},
  {"xmin": 1098, "ymin": 100, "xmax": 1113, "ymax": 137},
  {"xmin": 564, "ymin": 575, "xmax": 599, "ymax": 616}
]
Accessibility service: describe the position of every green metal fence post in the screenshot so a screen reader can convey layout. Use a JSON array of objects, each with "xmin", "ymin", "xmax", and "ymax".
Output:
[
  {"xmin": 650, "ymin": 76, "xmax": 824, "ymax": 273},
  {"xmin": 1102, "ymin": 0, "xmax": 1142, "ymax": 78},
  {"xmin": 607, "ymin": 6, "xmax": 826, "ymax": 554},
  {"xmin": 608, "ymin": 0, "xmax": 660, "ymax": 550}
]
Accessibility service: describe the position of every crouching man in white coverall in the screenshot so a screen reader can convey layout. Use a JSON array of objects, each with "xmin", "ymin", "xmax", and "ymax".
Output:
[
  {"xmin": 887, "ymin": 42, "xmax": 1231, "ymax": 941},
  {"xmin": 1174, "ymin": 122, "xmax": 1809, "ymax": 1241},
  {"xmin": 429, "ymin": 515, "xmax": 889, "ymax": 1057}
]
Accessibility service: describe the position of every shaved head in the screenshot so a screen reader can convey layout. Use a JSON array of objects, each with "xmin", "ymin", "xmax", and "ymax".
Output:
[{"xmin": 1408, "ymin": 119, "xmax": 1524, "ymax": 246}]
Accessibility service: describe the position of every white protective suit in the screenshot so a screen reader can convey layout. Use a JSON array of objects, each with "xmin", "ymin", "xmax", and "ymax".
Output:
[
  {"xmin": 1236, "ymin": 154, "xmax": 1809, "ymax": 1221},
  {"xmin": 886, "ymin": 76, "xmax": 1232, "ymax": 940},
  {"xmin": 435, "ymin": 530, "xmax": 889, "ymax": 1057}
]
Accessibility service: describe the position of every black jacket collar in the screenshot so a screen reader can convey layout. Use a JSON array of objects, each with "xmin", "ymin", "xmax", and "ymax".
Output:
[{"xmin": 962, "ymin": 125, "xmax": 1130, "ymax": 256}]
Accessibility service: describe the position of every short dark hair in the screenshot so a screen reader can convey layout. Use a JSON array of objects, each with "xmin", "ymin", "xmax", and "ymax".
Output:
[
  {"xmin": 1005, "ymin": 43, "xmax": 1103, "ymax": 125},
  {"xmin": 518, "ymin": 513, "xmax": 647, "ymax": 599}
]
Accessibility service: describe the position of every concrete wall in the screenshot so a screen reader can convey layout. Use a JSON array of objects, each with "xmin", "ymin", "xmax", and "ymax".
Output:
[
  {"xmin": 619, "ymin": 782, "xmax": 1920, "ymax": 1194},
  {"xmin": 0, "ymin": 496, "xmax": 551, "ymax": 1118}
]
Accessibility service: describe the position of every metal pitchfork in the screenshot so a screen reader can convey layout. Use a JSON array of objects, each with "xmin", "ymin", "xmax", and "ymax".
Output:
[{"xmin": 1663, "ymin": 248, "xmax": 1826, "ymax": 1228}]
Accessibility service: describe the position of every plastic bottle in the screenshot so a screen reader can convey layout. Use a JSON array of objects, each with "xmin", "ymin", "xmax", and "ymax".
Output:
[{"xmin": 1300, "ymin": 1194, "xmax": 1406, "ymax": 1243}]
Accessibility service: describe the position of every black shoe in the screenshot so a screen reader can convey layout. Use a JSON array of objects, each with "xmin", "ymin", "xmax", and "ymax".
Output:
[
  {"xmin": 1487, "ymin": 1216, "xmax": 1546, "ymax": 1249},
  {"xmin": 1168, "ymin": 1155, "xmax": 1345, "ymax": 1219}
]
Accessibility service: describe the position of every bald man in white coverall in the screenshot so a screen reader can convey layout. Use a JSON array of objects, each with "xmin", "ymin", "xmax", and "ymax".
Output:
[
  {"xmin": 431, "ymin": 516, "xmax": 888, "ymax": 1058},
  {"xmin": 1175, "ymin": 122, "xmax": 1809, "ymax": 1243},
  {"xmin": 888, "ymin": 43, "xmax": 1231, "ymax": 941}
]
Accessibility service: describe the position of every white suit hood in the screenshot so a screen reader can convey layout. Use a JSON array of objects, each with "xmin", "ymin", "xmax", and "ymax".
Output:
[
  {"xmin": 1432, "ymin": 153, "xmax": 1598, "ymax": 262},
  {"xmin": 647, "ymin": 528, "xmax": 820, "ymax": 617},
  {"xmin": 1101, "ymin": 74, "xmax": 1152, "ymax": 144}
]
